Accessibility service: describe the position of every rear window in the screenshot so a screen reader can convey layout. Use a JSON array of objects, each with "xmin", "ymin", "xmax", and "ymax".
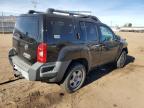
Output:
[{"xmin": 14, "ymin": 16, "xmax": 40, "ymax": 41}]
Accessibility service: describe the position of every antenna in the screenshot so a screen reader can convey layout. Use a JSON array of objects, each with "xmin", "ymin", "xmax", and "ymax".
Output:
[{"xmin": 31, "ymin": 0, "xmax": 38, "ymax": 9}]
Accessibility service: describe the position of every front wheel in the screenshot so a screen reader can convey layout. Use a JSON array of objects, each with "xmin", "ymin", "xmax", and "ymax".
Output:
[
  {"xmin": 61, "ymin": 63, "xmax": 86, "ymax": 93},
  {"xmin": 116, "ymin": 51, "xmax": 127, "ymax": 68}
]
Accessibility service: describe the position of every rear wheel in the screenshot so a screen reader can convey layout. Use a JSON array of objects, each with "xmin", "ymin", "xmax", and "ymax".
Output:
[
  {"xmin": 61, "ymin": 63, "xmax": 86, "ymax": 93},
  {"xmin": 116, "ymin": 51, "xmax": 127, "ymax": 68}
]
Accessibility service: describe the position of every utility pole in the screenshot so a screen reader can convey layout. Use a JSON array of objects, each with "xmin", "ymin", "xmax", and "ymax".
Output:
[
  {"xmin": 110, "ymin": 21, "xmax": 113, "ymax": 27},
  {"xmin": 31, "ymin": 0, "xmax": 38, "ymax": 9}
]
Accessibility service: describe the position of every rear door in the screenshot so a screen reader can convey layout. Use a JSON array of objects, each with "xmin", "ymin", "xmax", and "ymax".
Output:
[
  {"xmin": 98, "ymin": 24, "xmax": 119, "ymax": 64},
  {"xmin": 13, "ymin": 15, "xmax": 42, "ymax": 64},
  {"xmin": 80, "ymin": 21, "xmax": 101, "ymax": 67}
]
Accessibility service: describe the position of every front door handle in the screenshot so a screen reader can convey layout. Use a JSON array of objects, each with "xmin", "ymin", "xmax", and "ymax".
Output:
[{"xmin": 92, "ymin": 44, "xmax": 107, "ymax": 49}]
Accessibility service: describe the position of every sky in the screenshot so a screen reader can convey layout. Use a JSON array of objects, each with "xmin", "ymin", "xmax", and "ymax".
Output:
[{"xmin": 0, "ymin": 0, "xmax": 144, "ymax": 27}]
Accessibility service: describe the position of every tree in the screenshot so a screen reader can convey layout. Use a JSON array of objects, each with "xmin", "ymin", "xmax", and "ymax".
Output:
[
  {"xmin": 128, "ymin": 23, "xmax": 132, "ymax": 27},
  {"xmin": 123, "ymin": 23, "xmax": 132, "ymax": 27}
]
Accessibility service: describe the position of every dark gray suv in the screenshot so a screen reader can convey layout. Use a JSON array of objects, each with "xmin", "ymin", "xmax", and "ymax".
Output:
[{"xmin": 8, "ymin": 8, "xmax": 128, "ymax": 93}]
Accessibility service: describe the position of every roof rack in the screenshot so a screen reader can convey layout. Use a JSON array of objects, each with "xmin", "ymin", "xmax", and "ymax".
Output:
[
  {"xmin": 28, "ymin": 8, "xmax": 101, "ymax": 22},
  {"xmin": 47, "ymin": 8, "xmax": 101, "ymax": 22},
  {"xmin": 47, "ymin": 8, "xmax": 91, "ymax": 16}
]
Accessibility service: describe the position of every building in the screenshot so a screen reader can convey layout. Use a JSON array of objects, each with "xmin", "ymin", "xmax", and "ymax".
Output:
[
  {"xmin": 111, "ymin": 26, "xmax": 144, "ymax": 33},
  {"xmin": 0, "ymin": 16, "xmax": 16, "ymax": 33},
  {"xmin": 119, "ymin": 27, "xmax": 144, "ymax": 32}
]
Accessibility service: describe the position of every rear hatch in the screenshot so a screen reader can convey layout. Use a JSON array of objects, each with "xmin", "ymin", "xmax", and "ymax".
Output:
[{"xmin": 13, "ymin": 15, "xmax": 43, "ymax": 64}]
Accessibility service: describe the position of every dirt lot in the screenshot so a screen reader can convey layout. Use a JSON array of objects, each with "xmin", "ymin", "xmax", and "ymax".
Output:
[{"xmin": 0, "ymin": 32, "xmax": 144, "ymax": 108}]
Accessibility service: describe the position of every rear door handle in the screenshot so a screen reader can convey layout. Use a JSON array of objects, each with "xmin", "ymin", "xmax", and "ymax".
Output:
[
  {"xmin": 95, "ymin": 44, "xmax": 101, "ymax": 47},
  {"xmin": 95, "ymin": 44, "xmax": 105, "ymax": 47}
]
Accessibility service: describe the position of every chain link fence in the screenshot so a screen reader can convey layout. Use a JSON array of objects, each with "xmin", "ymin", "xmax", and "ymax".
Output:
[{"xmin": 0, "ymin": 12, "xmax": 17, "ymax": 36}]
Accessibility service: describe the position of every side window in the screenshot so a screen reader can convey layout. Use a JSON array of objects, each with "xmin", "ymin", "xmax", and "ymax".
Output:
[
  {"xmin": 99, "ymin": 26, "xmax": 114, "ymax": 42},
  {"xmin": 80, "ymin": 22, "xmax": 98, "ymax": 42},
  {"xmin": 85, "ymin": 22, "xmax": 98, "ymax": 41},
  {"xmin": 47, "ymin": 18, "xmax": 74, "ymax": 41}
]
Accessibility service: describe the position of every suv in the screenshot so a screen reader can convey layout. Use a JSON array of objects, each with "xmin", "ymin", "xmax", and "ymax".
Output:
[{"xmin": 9, "ymin": 8, "xmax": 128, "ymax": 93}]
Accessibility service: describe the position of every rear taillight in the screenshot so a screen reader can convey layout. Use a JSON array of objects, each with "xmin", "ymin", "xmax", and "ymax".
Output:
[{"xmin": 37, "ymin": 43, "xmax": 47, "ymax": 63}]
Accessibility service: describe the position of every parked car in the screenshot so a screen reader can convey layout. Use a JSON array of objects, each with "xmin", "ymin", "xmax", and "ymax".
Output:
[{"xmin": 8, "ymin": 8, "xmax": 128, "ymax": 93}]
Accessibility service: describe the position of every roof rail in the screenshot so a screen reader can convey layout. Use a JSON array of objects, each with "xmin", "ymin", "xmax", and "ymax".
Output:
[
  {"xmin": 28, "ymin": 10, "xmax": 43, "ymax": 14},
  {"xmin": 80, "ymin": 15, "xmax": 101, "ymax": 22},
  {"xmin": 47, "ymin": 8, "xmax": 90, "ymax": 16}
]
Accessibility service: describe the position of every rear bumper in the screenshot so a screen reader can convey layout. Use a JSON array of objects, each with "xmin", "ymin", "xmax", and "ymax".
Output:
[
  {"xmin": 10, "ymin": 55, "xmax": 53, "ymax": 81},
  {"xmin": 9, "ymin": 49, "xmax": 70, "ymax": 82}
]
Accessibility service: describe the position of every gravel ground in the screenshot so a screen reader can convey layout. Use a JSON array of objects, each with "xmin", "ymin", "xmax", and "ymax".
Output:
[{"xmin": 0, "ymin": 32, "xmax": 144, "ymax": 108}]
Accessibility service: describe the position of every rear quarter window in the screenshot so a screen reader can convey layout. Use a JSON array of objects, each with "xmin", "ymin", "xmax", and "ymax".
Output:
[{"xmin": 46, "ymin": 17, "xmax": 75, "ymax": 43}]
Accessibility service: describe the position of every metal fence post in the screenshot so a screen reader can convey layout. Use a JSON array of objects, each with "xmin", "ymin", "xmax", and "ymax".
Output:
[{"xmin": 2, "ymin": 12, "xmax": 4, "ymax": 37}]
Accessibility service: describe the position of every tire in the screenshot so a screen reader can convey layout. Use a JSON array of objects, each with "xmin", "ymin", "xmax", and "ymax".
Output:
[
  {"xmin": 61, "ymin": 63, "xmax": 86, "ymax": 93},
  {"xmin": 116, "ymin": 51, "xmax": 127, "ymax": 68}
]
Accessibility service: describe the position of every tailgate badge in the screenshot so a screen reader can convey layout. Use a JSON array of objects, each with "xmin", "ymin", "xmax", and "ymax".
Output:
[{"xmin": 24, "ymin": 44, "xmax": 29, "ymax": 51}]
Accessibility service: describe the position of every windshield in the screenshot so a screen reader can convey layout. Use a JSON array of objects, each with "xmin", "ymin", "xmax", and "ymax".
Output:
[{"xmin": 14, "ymin": 16, "xmax": 40, "ymax": 41}]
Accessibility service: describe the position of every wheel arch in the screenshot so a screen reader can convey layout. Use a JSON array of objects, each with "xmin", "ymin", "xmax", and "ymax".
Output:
[
  {"xmin": 116, "ymin": 47, "xmax": 128, "ymax": 61},
  {"xmin": 60, "ymin": 58, "xmax": 89, "ymax": 83},
  {"xmin": 69, "ymin": 58, "xmax": 89, "ymax": 73},
  {"xmin": 122, "ymin": 47, "xmax": 128, "ymax": 54}
]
